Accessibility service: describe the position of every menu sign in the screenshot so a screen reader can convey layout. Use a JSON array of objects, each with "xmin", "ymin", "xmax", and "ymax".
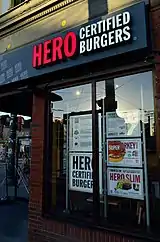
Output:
[
  {"xmin": 69, "ymin": 114, "xmax": 102, "ymax": 152},
  {"xmin": 107, "ymin": 167, "xmax": 144, "ymax": 200},
  {"xmin": 107, "ymin": 139, "xmax": 142, "ymax": 167},
  {"xmin": 69, "ymin": 115, "xmax": 92, "ymax": 152},
  {"xmin": 106, "ymin": 111, "xmax": 141, "ymax": 138}
]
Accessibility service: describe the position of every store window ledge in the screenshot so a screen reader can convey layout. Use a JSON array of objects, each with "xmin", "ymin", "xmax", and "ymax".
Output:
[{"xmin": 43, "ymin": 212, "xmax": 160, "ymax": 242}]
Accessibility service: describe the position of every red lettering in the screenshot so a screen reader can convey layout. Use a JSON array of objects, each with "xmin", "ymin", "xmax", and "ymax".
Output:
[
  {"xmin": 32, "ymin": 43, "xmax": 42, "ymax": 68},
  {"xmin": 117, "ymin": 173, "xmax": 120, "ymax": 180},
  {"xmin": 43, "ymin": 40, "xmax": 52, "ymax": 65},
  {"xmin": 121, "ymin": 174, "xmax": 125, "ymax": 180},
  {"xmin": 32, "ymin": 32, "xmax": 77, "ymax": 68},
  {"xmin": 52, "ymin": 37, "xmax": 63, "ymax": 62},
  {"xmin": 114, "ymin": 173, "xmax": 117, "ymax": 181},
  {"xmin": 64, "ymin": 32, "xmax": 77, "ymax": 58},
  {"xmin": 135, "ymin": 175, "xmax": 140, "ymax": 183}
]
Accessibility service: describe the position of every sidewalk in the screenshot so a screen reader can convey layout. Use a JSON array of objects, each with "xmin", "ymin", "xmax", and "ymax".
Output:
[{"xmin": 0, "ymin": 201, "xmax": 28, "ymax": 242}]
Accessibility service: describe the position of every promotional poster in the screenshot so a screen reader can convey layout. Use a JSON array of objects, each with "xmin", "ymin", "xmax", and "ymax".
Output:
[
  {"xmin": 107, "ymin": 139, "xmax": 142, "ymax": 167},
  {"xmin": 106, "ymin": 111, "xmax": 141, "ymax": 138},
  {"xmin": 69, "ymin": 153, "xmax": 102, "ymax": 193},
  {"xmin": 107, "ymin": 167, "xmax": 144, "ymax": 200}
]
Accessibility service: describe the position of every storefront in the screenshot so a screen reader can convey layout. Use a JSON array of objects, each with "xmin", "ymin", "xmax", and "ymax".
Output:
[{"xmin": 0, "ymin": 1, "xmax": 160, "ymax": 241}]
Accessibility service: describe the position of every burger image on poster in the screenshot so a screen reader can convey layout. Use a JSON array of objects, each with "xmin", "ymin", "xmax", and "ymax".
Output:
[
  {"xmin": 108, "ymin": 140, "xmax": 126, "ymax": 162},
  {"xmin": 115, "ymin": 179, "xmax": 132, "ymax": 191},
  {"xmin": 115, "ymin": 179, "xmax": 140, "ymax": 192}
]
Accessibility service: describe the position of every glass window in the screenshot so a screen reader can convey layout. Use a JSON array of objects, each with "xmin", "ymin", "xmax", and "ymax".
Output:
[
  {"xmin": 1, "ymin": 0, "xmax": 10, "ymax": 14},
  {"xmin": 96, "ymin": 71, "xmax": 159, "ymax": 231},
  {"xmin": 108, "ymin": 0, "xmax": 137, "ymax": 13},
  {"xmin": 46, "ymin": 84, "xmax": 96, "ymax": 220},
  {"xmin": 45, "ymin": 71, "xmax": 159, "ymax": 232},
  {"xmin": 0, "ymin": 0, "xmax": 25, "ymax": 14}
]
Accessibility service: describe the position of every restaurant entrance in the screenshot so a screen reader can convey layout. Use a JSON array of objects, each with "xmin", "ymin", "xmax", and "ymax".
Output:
[{"xmin": 43, "ymin": 70, "xmax": 158, "ymax": 232}]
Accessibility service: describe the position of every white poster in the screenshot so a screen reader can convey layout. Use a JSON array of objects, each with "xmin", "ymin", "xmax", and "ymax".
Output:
[
  {"xmin": 107, "ymin": 167, "xmax": 144, "ymax": 200},
  {"xmin": 107, "ymin": 139, "xmax": 142, "ymax": 167},
  {"xmin": 69, "ymin": 153, "xmax": 102, "ymax": 193},
  {"xmin": 106, "ymin": 110, "xmax": 141, "ymax": 138},
  {"xmin": 69, "ymin": 114, "xmax": 102, "ymax": 152}
]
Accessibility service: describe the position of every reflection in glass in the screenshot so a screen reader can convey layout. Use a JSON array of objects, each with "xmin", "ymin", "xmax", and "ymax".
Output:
[
  {"xmin": 50, "ymin": 84, "xmax": 93, "ymax": 218},
  {"xmin": 97, "ymin": 71, "xmax": 159, "ymax": 230}
]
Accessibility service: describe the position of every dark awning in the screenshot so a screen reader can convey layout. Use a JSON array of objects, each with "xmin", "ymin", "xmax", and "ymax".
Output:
[{"xmin": 0, "ymin": 89, "xmax": 62, "ymax": 117}]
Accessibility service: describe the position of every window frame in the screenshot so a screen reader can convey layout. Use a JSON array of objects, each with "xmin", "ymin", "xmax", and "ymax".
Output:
[
  {"xmin": 42, "ymin": 65, "xmax": 154, "ymax": 231},
  {"xmin": 11, "ymin": 0, "xmax": 25, "ymax": 8},
  {"xmin": 0, "ymin": 0, "xmax": 26, "ymax": 16}
]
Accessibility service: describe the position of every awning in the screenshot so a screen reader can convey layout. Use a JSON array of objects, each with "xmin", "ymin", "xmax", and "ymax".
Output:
[{"xmin": 0, "ymin": 89, "xmax": 62, "ymax": 117}]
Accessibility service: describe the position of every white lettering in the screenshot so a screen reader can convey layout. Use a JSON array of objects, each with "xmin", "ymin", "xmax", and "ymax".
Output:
[
  {"xmin": 123, "ymin": 12, "xmax": 131, "ymax": 25},
  {"xmin": 94, "ymin": 36, "xmax": 100, "ymax": 49},
  {"xmin": 123, "ymin": 26, "xmax": 131, "ymax": 41},
  {"xmin": 115, "ymin": 29, "xmax": 123, "ymax": 43},
  {"xmin": 112, "ymin": 16, "xmax": 116, "ymax": 29},
  {"xmin": 116, "ymin": 14, "xmax": 122, "ymax": 27},
  {"xmin": 106, "ymin": 17, "xmax": 113, "ymax": 31},
  {"xmin": 78, "ymin": 10, "xmax": 132, "ymax": 55},
  {"xmin": 90, "ymin": 23, "xmax": 97, "ymax": 36},
  {"xmin": 101, "ymin": 33, "xmax": 108, "ymax": 47},
  {"xmin": 79, "ymin": 27, "xmax": 85, "ymax": 39},
  {"xmin": 97, "ymin": 20, "xmax": 103, "ymax": 34},
  {"xmin": 86, "ymin": 38, "xmax": 92, "ymax": 52},
  {"xmin": 80, "ymin": 41, "xmax": 86, "ymax": 53},
  {"xmin": 86, "ymin": 25, "xmax": 91, "ymax": 38},
  {"xmin": 108, "ymin": 31, "xmax": 115, "ymax": 45}
]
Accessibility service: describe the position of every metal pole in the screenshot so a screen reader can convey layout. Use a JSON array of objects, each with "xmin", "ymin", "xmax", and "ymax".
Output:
[
  {"xmin": 65, "ymin": 111, "xmax": 69, "ymax": 212},
  {"xmin": 103, "ymin": 98, "xmax": 107, "ymax": 218},
  {"xmin": 15, "ymin": 138, "xmax": 19, "ymax": 199},
  {"xmin": 7, "ymin": 114, "xmax": 17, "ymax": 198},
  {"xmin": 141, "ymin": 85, "xmax": 150, "ymax": 230}
]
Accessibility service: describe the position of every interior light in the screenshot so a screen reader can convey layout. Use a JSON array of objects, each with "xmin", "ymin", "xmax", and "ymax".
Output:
[{"xmin": 76, "ymin": 90, "xmax": 81, "ymax": 96}]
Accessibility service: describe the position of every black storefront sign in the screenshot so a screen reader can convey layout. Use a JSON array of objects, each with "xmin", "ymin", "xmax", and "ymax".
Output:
[
  {"xmin": 32, "ymin": 11, "xmax": 131, "ymax": 68},
  {"xmin": 0, "ymin": 2, "xmax": 148, "ymax": 86}
]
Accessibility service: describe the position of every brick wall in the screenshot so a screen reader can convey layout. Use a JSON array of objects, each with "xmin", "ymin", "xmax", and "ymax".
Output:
[{"xmin": 28, "ymin": 91, "xmax": 146, "ymax": 242}]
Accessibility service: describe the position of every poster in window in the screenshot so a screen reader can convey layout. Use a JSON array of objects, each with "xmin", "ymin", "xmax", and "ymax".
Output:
[
  {"xmin": 107, "ymin": 138, "xmax": 142, "ymax": 167},
  {"xmin": 69, "ymin": 114, "xmax": 102, "ymax": 152},
  {"xmin": 107, "ymin": 167, "xmax": 144, "ymax": 200},
  {"xmin": 106, "ymin": 110, "xmax": 141, "ymax": 138},
  {"xmin": 69, "ymin": 152, "xmax": 102, "ymax": 193}
]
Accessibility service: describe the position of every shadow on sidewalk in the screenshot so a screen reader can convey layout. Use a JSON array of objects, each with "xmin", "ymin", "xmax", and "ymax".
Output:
[{"xmin": 0, "ymin": 201, "xmax": 28, "ymax": 242}]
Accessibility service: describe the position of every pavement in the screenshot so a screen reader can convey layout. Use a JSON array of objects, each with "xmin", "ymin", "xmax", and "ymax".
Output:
[
  {"xmin": 0, "ymin": 201, "xmax": 28, "ymax": 242},
  {"xmin": 0, "ymin": 163, "xmax": 28, "ymax": 242}
]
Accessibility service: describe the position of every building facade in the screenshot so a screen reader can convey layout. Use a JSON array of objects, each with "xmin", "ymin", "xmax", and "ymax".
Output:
[{"xmin": 1, "ymin": 0, "xmax": 160, "ymax": 242}]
